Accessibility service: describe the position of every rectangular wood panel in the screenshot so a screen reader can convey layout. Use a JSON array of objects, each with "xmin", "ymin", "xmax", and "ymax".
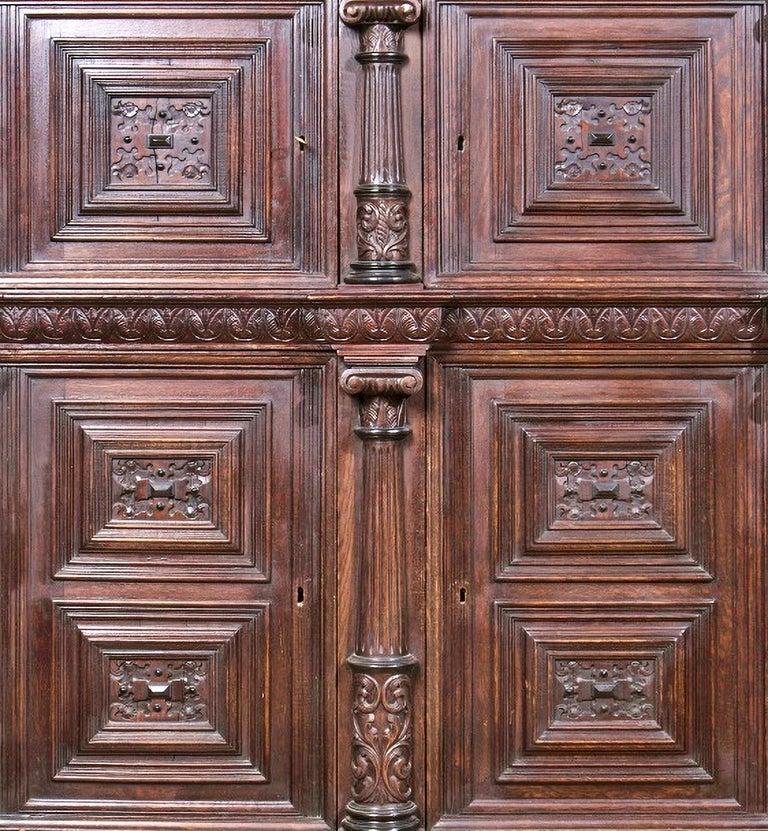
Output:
[
  {"xmin": 0, "ymin": 359, "xmax": 334, "ymax": 827},
  {"xmin": 431, "ymin": 355, "xmax": 765, "ymax": 827},
  {"xmin": 425, "ymin": 1, "xmax": 765, "ymax": 296},
  {"xmin": 4, "ymin": 1, "xmax": 335, "ymax": 289}
]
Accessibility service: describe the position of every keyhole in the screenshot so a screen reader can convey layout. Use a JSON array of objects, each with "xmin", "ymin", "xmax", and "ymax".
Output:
[
  {"xmin": 296, "ymin": 585, "xmax": 304, "ymax": 606},
  {"xmin": 457, "ymin": 134, "xmax": 465, "ymax": 152},
  {"xmin": 459, "ymin": 586, "xmax": 467, "ymax": 604}
]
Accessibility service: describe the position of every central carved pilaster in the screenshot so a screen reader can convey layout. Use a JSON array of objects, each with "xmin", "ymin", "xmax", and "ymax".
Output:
[
  {"xmin": 340, "ymin": 357, "xmax": 422, "ymax": 831},
  {"xmin": 340, "ymin": 0, "xmax": 422, "ymax": 284}
]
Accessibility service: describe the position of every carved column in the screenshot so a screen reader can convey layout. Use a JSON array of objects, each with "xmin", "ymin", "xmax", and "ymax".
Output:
[
  {"xmin": 340, "ymin": 355, "xmax": 423, "ymax": 831},
  {"xmin": 340, "ymin": 0, "xmax": 421, "ymax": 284}
]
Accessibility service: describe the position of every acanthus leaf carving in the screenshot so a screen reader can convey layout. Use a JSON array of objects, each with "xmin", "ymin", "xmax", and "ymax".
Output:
[
  {"xmin": 350, "ymin": 673, "xmax": 414, "ymax": 804},
  {"xmin": 340, "ymin": 365, "xmax": 423, "ymax": 436},
  {"xmin": 0, "ymin": 305, "xmax": 765, "ymax": 344},
  {"xmin": 357, "ymin": 198, "xmax": 410, "ymax": 262}
]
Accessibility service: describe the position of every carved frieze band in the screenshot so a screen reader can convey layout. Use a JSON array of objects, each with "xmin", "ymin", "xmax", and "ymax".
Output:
[
  {"xmin": 0, "ymin": 305, "xmax": 765, "ymax": 344},
  {"xmin": 340, "ymin": 0, "xmax": 422, "ymax": 284},
  {"xmin": 340, "ymin": 358, "xmax": 422, "ymax": 831}
]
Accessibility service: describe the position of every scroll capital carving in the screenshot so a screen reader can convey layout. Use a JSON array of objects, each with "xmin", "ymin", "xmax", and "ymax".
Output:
[
  {"xmin": 339, "ymin": 0, "xmax": 422, "ymax": 27},
  {"xmin": 340, "ymin": 354, "xmax": 422, "ymax": 830},
  {"xmin": 340, "ymin": 362, "xmax": 423, "ymax": 439}
]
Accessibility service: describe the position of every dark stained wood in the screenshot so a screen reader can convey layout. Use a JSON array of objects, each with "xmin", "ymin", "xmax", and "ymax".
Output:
[
  {"xmin": 0, "ymin": 355, "xmax": 338, "ymax": 828},
  {"xmin": 430, "ymin": 354, "xmax": 766, "ymax": 828},
  {"xmin": 340, "ymin": 0, "xmax": 422, "ymax": 284},
  {"xmin": 1, "ymin": 0, "xmax": 767, "ymax": 829},
  {"xmin": 339, "ymin": 352, "xmax": 424, "ymax": 831}
]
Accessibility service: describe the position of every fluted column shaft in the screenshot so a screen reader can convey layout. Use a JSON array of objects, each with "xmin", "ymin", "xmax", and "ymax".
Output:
[
  {"xmin": 340, "ymin": 360, "xmax": 423, "ymax": 831},
  {"xmin": 340, "ymin": 1, "xmax": 422, "ymax": 284}
]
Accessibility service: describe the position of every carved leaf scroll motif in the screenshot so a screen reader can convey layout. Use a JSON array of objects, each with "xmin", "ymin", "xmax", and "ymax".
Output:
[
  {"xmin": 110, "ymin": 98, "xmax": 212, "ymax": 185},
  {"xmin": 351, "ymin": 673, "xmax": 414, "ymax": 804},
  {"xmin": 554, "ymin": 97, "xmax": 652, "ymax": 182},
  {"xmin": 111, "ymin": 458, "xmax": 213, "ymax": 521},
  {"xmin": 554, "ymin": 659, "xmax": 657, "ymax": 722},
  {"xmin": 357, "ymin": 198, "xmax": 410, "ymax": 263}
]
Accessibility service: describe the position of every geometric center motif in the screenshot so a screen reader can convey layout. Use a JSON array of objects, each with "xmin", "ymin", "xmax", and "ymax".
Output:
[
  {"xmin": 554, "ymin": 459, "xmax": 655, "ymax": 521},
  {"xmin": 111, "ymin": 458, "xmax": 213, "ymax": 521},
  {"xmin": 554, "ymin": 95, "xmax": 652, "ymax": 183},
  {"xmin": 109, "ymin": 96, "xmax": 213, "ymax": 186},
  {"xmin": 553, "ymin": 658, "xmax": 657, "ymax": 722},
  {"xmin": 109, "ymin": 658, "xmax": 209, "ymax": 722}
]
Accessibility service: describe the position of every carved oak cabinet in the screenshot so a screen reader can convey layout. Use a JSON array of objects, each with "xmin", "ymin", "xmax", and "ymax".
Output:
[{"xmin": 0, "ymin": 0, "xmax": 767, "ymax": 829}]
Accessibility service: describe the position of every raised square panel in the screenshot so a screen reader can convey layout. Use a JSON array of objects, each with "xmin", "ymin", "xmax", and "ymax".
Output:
[
  {"xmin": 495, "ymin": 603, "xmax": 714, "ymax": 783},
  {"xmin": 56, "ymin": 45, "xmax": 265, "ymax": 234},
  {"xmin": 106, "ymin": 94, "xmax": 218, "ymax": 194},
  {"xmin": 438, "ymin": 363, "xmax": 757, "ymax": 819},
  {"xmin": 494, "ymin": 402, "xmax": 713, "ymax": 580},
  {"xmin": 430, "ymin": 3, "xmax": 764, "ymax": 293},
  {"xmin": 53, "ymin": 401, "xmax": 270, "ymax": 580},
  {"xmin": 53, "ymin": 602, "xmax": 268, "ymax": 781},
  {"xmin": 11, "ymin": 3, "xmax": 331, "ymax": 286},
  {"xmin": 495, "ymin": 45, "xmax": 710, "ymax": 238}
]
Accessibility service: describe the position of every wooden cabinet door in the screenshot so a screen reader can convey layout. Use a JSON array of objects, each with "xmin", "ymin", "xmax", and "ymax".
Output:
[
  {"xmin": 0, "ymin": 357, "xmax": 334, "ymax": 827},
  {"xmin": 432, "ymin": 355, "xmax": 765, "ymax": 828},
  {"xmin": 4, "ymin": 1, "xmax": 335, "ymax": 290},
  {"xmin": 424, "ymin": 0, "xmax": 764, "ymax": 297}
]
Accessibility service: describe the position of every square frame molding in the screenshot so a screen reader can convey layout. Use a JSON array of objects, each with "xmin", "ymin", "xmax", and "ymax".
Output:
[
  {"xmin": 52, "ymin": 602, "xmax": 269, "ymax": 782},
  {"xmin": 495, "ymin": 603, "xmax": 714, "ymax": 783},
  {"xmin": 427, "ymin": 1, "xmax": 764, "ymax": 293},
  {"xmin": 53, "ymin": 400, "xmax": 271, "ymax": 581},
  {"xmin": 7, "ymin": 2, "xmax": 333, "ymax": 286}
]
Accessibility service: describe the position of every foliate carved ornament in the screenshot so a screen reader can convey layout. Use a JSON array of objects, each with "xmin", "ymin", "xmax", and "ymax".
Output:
[
  {"xmin": 350, "ymin": 673, "xmax": 414, "ymax": 804},
  {"xmin": 340, "ymin": 361, "xmax": 423, "ymax": 438},
  {"xmin": 340, "ymin": 353, "xmax": 422, "ymax": 831},
  {"xmin": 340, "ymin": 0, "xmax": 422, "ymax": 284},
  {"xmin": 0, "ymin": 305, "xmax": 765, "ymax": 345}
]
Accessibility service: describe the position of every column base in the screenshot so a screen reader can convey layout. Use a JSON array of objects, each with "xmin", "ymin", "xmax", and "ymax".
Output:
[
  {"xmin": 344, "ymin": 261, "xmax": 421, "ymax": 285},
  {"xmin": 342, "ymin": 800, "xmax": 420, "ymax": 831}
]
